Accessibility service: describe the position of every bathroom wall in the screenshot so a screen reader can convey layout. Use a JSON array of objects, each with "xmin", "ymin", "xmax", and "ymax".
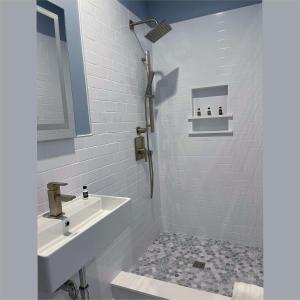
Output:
[
  {"xmin": 37, "ymin": 0, "xmax": 161, "ymax": 298},
  {"xmin": 153, "ymin": 4, "xmax": 262, "ymax": 247},
  {"xmin": 147, "ymin": 0, "xmax": 262, "ymax": 23}
]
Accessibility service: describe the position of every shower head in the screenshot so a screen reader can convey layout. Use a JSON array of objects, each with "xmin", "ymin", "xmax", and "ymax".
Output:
[
  {"xmin": 129, "ymin": 19, "xmax": 172, "ymax": 43},
  {"xmin": 145, "ymin": 21, "xmax": 172, "ymax": 43}
]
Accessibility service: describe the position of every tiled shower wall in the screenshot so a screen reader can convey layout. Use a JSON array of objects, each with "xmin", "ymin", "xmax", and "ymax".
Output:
[
  {"xmin": 37, "ymin": 1, "xmax": 262, "ymax": 298},
  {"xmin": 37, "ymin": 0, "xmax": 161, "ymax": 298},
  {"xmin": 153, "ymin": 4, "xmax": 262, "ymax": 247}
]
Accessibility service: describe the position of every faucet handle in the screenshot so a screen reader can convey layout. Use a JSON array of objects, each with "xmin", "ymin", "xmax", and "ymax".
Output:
[{"xmin": 47, "ymin": 182, "xmax": 68, "ymax": 190}]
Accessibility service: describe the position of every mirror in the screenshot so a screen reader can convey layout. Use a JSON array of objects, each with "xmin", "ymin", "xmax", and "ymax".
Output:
[{"xmin": 37, "ymin": 0, "xmax": 91, "ymax": 142}]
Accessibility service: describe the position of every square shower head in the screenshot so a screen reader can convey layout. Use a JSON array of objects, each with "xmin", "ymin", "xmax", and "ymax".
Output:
[{"xmin": 145, "ymin": 20, "xmax": 172, "ymax": 43}]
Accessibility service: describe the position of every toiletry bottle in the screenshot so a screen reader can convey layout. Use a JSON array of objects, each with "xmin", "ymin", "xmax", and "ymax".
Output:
[
  {"xmin": 197, "ymin": 108, "xmax": 201, "ymax": 116},
  {"xmin": 207, "ymin": 107, "xmax": 211, "ymax": 116},
  {"xmin": 219, "ymin": 106, "xmax": 223, "ymax": 115},
  {"xmin": 83, "ymin": 186, "xmax": 88, "ymax": 198}
]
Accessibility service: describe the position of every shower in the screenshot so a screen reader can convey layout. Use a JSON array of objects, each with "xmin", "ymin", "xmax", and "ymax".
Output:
[
  {"xmin": 130, "ymin": 18, "xmax": 172, "ymax": 198},
  {"xmin": 129, "ymin": 18, "xmax": 172, "ymax": 43}
]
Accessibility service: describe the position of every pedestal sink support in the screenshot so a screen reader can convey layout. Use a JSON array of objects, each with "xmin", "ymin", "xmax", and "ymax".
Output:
[{"xmin": 79, "ymin": 267, "xmax": 89, "ymax": 300}]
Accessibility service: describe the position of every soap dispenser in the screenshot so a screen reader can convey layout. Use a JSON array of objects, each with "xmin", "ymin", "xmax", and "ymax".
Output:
[
  {"xmin": 219, "ymin": 106, "xmax": 223, "ymax": 115},
  {"xmin": 207, "ymin": 107, "xmax": 211, "ymax": 116},
  {"xmin": 83, "ymin": 186, "xmax": 89, "ymax": 198},
  {"xmin": 197, "ymin": 108, "xmax": 201, "ymax": 116}
]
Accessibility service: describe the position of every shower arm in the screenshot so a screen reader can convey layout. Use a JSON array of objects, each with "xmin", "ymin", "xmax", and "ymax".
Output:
[{"xmin": 129, "ymin": 19, "xmax": 158, "ymax": 30}]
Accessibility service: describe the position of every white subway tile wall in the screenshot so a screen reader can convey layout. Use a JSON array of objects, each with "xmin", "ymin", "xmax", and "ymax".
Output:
[
  {"xmin": 153, "ymin": 4, "xmax": 262, "ymax": 247},
  {"xmin": 37, "ymin": 0, "xmax": 161, "ymax": 298},
  {"xmin": 37, "ymin": 2, "xmax": 262, "ymax": 298}
]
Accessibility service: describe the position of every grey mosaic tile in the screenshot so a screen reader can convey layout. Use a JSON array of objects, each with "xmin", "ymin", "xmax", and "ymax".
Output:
[{"xmin": 128, "ymin": 232, "xmax": 263, "ymax": 297}]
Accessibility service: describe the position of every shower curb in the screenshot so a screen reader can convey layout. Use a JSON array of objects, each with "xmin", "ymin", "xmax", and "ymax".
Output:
[{"xmin": 111, "ymin": 271, "xmax": 231, "ymax": 300}]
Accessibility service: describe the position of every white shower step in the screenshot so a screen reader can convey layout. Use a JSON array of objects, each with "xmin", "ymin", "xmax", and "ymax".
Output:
[{"xmin": 111, "ymin": 271, "xmax": 231, "ymax": 300}]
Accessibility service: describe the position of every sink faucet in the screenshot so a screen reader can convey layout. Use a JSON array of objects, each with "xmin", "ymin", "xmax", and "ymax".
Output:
[{"xmin": 47, "ymin": 182, "xmax": 76, "ymax": 217}]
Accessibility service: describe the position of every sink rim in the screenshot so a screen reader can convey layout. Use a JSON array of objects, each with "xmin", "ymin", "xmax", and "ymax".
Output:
[{"xmin": 37, "ymin": 194, "xmax": 131, "ymax": 257}]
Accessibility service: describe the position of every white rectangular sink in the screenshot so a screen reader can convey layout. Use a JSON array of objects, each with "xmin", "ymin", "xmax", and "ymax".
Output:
[{"xmin": 38, "ymin": 195, "xmax": 131, "ymax": 293}]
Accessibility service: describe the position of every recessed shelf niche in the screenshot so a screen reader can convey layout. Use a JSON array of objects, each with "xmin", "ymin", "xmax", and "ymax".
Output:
[{"xmin": 188, "ymin": 84, "xmax": 233, "ymax": 136}]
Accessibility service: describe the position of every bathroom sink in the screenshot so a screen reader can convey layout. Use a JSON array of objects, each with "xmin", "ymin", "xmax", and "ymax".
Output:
[{"xmin": 38, "ymin": 195, "xmax": 131, "ymax": 293}]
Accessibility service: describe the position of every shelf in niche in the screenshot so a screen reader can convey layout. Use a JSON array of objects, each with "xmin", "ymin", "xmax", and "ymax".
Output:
[
  {"xmin": 188, "ymin": 113, "xmax": 233, "ymax": 121},
  {"xmin": 189, "ymin": 84, "xmax": 233, "ymax": 136},
  {"xmin": 188, "ymin": 130, "xmax": 233, "ymax": 136}
]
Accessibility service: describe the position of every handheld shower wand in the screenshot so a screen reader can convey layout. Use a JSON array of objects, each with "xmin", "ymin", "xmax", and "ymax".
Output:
[{"xmin": 143, "ymin": 51, "xmax": 155, "ymax": 133}]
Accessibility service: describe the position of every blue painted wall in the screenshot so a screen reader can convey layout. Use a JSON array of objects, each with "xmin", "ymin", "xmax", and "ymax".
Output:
[
  {"xmin": 118, "ymin": 0, "xmax": 261, "ymax": 23},
  {"xmin": 147, "ymin": 1, "xmax": 262, "ymax": 23},
  {"xmin": 118, "ymin": 0, "xmax": 148, "ymax": 20}
]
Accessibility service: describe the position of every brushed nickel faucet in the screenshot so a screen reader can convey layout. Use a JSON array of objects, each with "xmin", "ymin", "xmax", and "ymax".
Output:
[{"xmin": 47, "ymin": 182, "xmax": 76, "ymax": 217}]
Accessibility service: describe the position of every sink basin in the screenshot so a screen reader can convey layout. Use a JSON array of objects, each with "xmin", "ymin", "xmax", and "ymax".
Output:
[{"xmin": 38, "ymin": 195, "xmax": 131, "ymax": 293}]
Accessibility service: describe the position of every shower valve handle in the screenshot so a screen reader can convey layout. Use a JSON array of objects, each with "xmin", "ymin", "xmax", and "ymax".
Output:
[
  {"xmin": 137, "ymin": 148, "xmax": 147, "ymax": 162},
  {"xmin": 135, "ymin": 135, "xmax": 147, "ymax": 162}
]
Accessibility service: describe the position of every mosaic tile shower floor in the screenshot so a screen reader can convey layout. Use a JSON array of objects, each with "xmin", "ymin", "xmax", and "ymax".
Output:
[{"xmin": 129, "ymin": 232, "xmax": 263, "ymax": 297}]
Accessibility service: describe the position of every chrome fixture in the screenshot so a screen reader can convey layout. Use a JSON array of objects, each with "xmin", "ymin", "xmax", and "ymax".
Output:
[
  {"xmin": 129, "ymin": 18, "xmax": 172, "ymax": 43},
  {"xmin": 79, "ymin": 267, "xmax": 90, "ymax": 300},
  {"xmin": 47, "ymin": 182, "xmax": 76, "ymax": 217}
]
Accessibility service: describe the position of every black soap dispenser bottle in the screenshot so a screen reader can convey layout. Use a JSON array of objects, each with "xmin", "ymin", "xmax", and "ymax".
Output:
[
  {"xmin": 207, "ymin": 107, "xmax": 211, "ymax": 116},
  {"xmin": 219, "ymin": 106, "xmax": 223, "ymax": 115},
  {"xmin": 83, "ymin": 186, "xmax": 89, "ymax": 198},
  {"xmin": 197, "ymin": 108, "xmax": 201, "ymax": 116}
]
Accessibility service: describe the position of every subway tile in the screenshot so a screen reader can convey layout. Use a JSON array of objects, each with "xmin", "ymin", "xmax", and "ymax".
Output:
[{"xmin": 38, "ymin": 3, "xmax": 261, "ymax": 299}]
